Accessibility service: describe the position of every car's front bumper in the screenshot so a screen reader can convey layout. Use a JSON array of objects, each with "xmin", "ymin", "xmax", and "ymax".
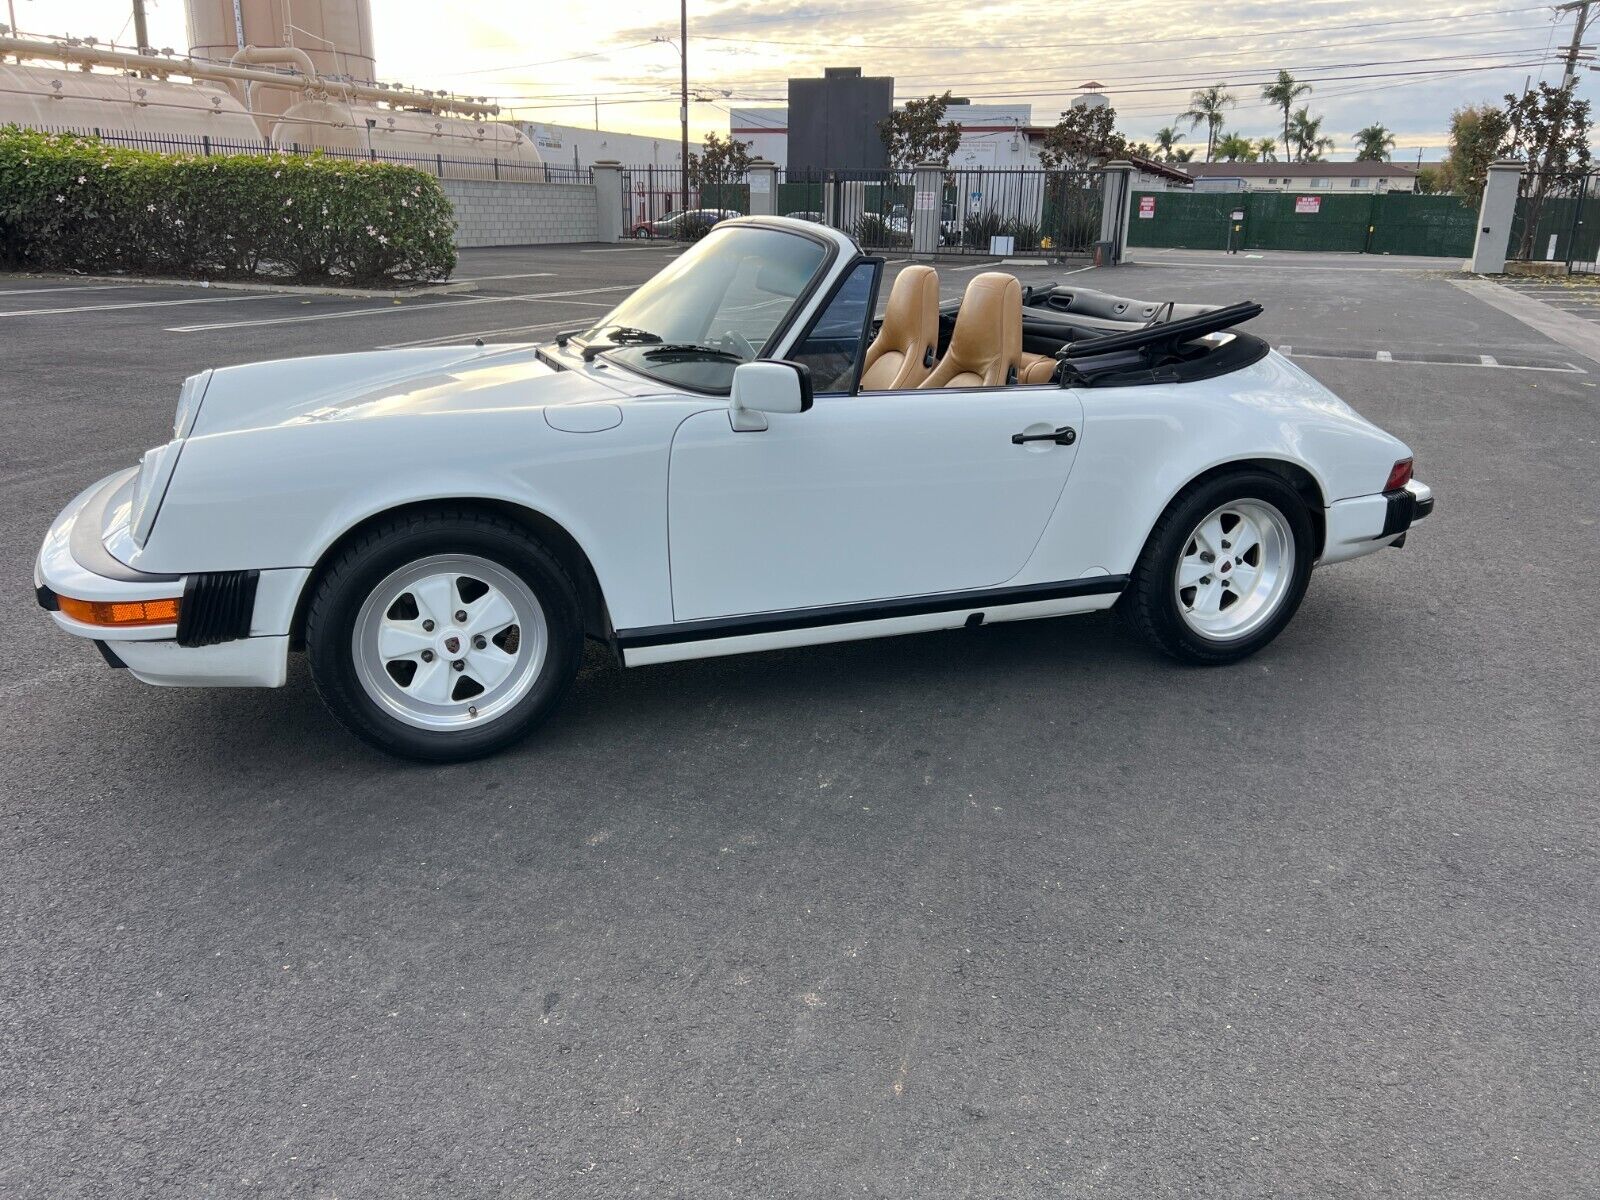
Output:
[
  {"xmin": 35, "ymin": 471, "xmax": 306, "ymax": 688},
  {"xmin": 1320, "ymin": 478, "xmax": 1433, "ymax": 565}
]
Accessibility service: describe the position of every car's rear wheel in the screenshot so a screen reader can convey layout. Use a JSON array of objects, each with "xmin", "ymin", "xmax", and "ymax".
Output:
[
  {"xmin": 306, "ymin": 510, "xmax": 582, "ymax": 761},
  {"xmin": 1125, "ymin": 471, "xmax": 1314, "ymax": 664},
  {"xmin": 633, "ymin": 227, "xmax": 651, "ymax": 239}
]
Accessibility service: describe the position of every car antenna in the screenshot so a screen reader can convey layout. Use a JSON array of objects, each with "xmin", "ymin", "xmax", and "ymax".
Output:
[{"xmin": 474, "ymin": 338, "xmax": 485, "ymax": 348}]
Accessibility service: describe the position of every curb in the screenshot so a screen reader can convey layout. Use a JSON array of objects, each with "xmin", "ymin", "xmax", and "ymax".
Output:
[{"xmin": 0, "ymin": 271, "xmax": 478, "ymax": 299}]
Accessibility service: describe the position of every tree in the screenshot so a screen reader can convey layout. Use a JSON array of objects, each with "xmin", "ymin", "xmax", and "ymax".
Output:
[
  {"xmin": 687, "ymin": 131, "xmax": 753, "ymax": 193},
  {"xmin": 1213, "ymin": 132, "xmax": 1258, "ymax": 163},
  {"xmin": 1170, "ymin": 147, "xmax": 1196, "ymax": 163},
  {"xmin": 1153, "ymin": 125, "xmax": 1186, "ymax": 161},
  {"xmin": 1261, "ymin": 69, "xmax": 1311, "ymax": 164},
  {"xmin": 1441, "ymin": 102, "xmax": 1512, "ymax": 201},
  {"xmin": 1414, "ymin": 164, "xmax": 1446, "ymax": 194},
  {"xmin": 1181, "ymin": 84, "xmax": 1236, "ymax": 161},
  {"xmin": 1505, "ymin": 81, "xmax": 1592, "ymax": 176},
  {"xmin": 878, "ymin": 91, "xmax": 963, "ymax": 169},
  {"xmin": 1353, "ymin": 123, "xmax": 1397, "ymax": 162},
  {"xmin": 1504, "ymin": 81, "xmax": 1593, "ymax": 259},
  {"xmin": 1037, "ymin": 102, "xmax": 1128, "ymax": 170},
  {"xmin": 1255, "ymin": 137, "xmax": 1279, "ymax": 162},
  {"xmin": 1288, "ymin": 107, "xmax": 1335, "ymax": 162}
]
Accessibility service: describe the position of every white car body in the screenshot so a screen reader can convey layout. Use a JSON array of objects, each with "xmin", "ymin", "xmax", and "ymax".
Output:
[{"xmin": 37, "ymin": 217, "xmax": 1430, "ymax": 696}]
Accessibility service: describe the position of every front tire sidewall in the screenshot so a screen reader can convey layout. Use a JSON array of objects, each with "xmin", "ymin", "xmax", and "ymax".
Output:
[
  {"xmin": 308, "ymin": 517, "xmax": 582, "ymax": 762},
  {"xmin": 1132, "ymin": 472, "xmax": 1314, "ymax": 664}
]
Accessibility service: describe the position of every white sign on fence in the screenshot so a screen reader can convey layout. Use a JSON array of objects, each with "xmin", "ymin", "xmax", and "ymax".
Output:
[
  {"xmin": 1138, "ymin": 196, "xmax": 1156, "ymax": 219},
  {"xmin": 914, "ymin": 190, "xmax": 937, "ymax": 211},
  {"xmin": 1295, "ymin": 195, "xmax": 1321, "ymax": 214},
  {"xmin": 748, "ymin": 173, "xmax": 770, "ymax": 194}
]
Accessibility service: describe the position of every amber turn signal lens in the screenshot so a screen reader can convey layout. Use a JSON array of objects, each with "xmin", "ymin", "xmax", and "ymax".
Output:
[{"xmin": 56, "ymin": 595, "xmax": 180, "ymax": 627}]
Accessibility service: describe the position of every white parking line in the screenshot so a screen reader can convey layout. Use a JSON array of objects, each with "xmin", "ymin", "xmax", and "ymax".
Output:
[
  {"xmin": 0, "ymin": 293, "xmax": 282, "ymax": 318},
  {"xmin": 1287, "ymin": 349, "xmax": 1584, "ymax": 373},
  {"xmin": 450, "ymin": 271, "xmax": 557, "ymax": 282},
  {"xmin": 0, "ymin": 283, "xmax": 139, "ymax": 296},
  {"xmin": 165, "ymin": 284, "xmax": 635, "ymax": 333},
  {"xmin": 581, "ymin": 245, "xmax": 679, "ymax": 253},
  {"xmin": 380, "ymin": 318, "xmax": 577, "ymax": 350}
]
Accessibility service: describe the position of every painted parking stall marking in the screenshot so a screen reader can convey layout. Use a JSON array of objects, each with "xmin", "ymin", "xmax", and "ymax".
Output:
[{"xmin": 164, "ymin": 284, "xmax": 637, "ymax": 333}]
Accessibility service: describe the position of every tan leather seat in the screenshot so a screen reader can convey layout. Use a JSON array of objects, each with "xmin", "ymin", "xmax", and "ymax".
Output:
[
  {"xmin": 920, "ymin": 272, "xmax": 1022, "ymax": 389},
  {"xmin": 859, "ymin": 265, "xmax": 939, "ymax": 391},
  {"xmin": 1019, "ymin": 352, "xmax": 1058, "ymax": 385}
]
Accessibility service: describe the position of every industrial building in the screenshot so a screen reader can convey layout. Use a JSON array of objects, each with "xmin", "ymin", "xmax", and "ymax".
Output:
[
  {"xmin": 0, "ymin": 0, "xmax": 541, "ymax": 178},
  {"xmin": 516, "ymin": 121, "xmax": 703, "ymax": 172}
]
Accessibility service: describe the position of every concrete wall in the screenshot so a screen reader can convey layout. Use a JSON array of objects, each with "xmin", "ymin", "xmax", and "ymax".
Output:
[{"xmin": 440, "ymin": 178, "xmax": 599, "ymax": 248}]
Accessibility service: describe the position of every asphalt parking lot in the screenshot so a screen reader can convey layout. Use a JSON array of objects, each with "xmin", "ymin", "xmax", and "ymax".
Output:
[{"xmin": 3, "ymin": 244, "xmax": 1596, "ymax": 1198}]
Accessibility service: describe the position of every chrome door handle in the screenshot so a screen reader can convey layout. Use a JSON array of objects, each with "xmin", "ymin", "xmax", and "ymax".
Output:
[{"xmin": 1012, "ymin": 426, "xmax": 1076, "ymax": 446}]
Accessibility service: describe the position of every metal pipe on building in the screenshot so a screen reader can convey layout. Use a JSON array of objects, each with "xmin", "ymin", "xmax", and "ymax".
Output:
[{"xmin": 0, "ymin": 35, "xmax": 499, "ymax": 118}]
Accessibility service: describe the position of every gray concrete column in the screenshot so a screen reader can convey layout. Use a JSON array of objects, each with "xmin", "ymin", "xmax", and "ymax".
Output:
[
  {"xmin": 912, "ymin": 163, "xmax": 944, "ymax": 258},
  {"xmin": 591, "ymin": 159, "xmax": 625, "ymax": 243},
  {"xmin": 1470, "ymin": 159, "xmax": 1524, "ymax": 274},
  {"xmin": 1099, "ymin": 160, "xmax": 1135, "ymax": 264},
  {"xmin": 746, "ymin": 159, "xmax": 778, "ymax": 216}
]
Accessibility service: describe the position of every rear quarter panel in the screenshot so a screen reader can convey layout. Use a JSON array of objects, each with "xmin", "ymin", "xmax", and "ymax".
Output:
[{"xmin": 1016, "ymin": 350, "xmax": 1410, "ymax": 581}]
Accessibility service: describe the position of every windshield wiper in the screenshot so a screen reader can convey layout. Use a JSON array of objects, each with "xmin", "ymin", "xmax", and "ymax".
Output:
[
  {"xmin": 635, "ymin": 343, "xmax": 746, "ymax": 362},
  {"xmin": 579, "ymin": 325, "xmax": 663, "ymax": 361}
]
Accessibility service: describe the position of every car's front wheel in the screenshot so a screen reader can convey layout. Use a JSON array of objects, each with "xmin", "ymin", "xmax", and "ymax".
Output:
[
  {"xmin": 306, "ymin": 510, "xmax": 583, "ymax": 761},
  {"xmin": 1125, "ymin": 471, "xmax": 1314, "ymax": 664}
]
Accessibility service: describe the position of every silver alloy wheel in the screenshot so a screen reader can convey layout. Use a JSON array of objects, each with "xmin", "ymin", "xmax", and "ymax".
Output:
[
  {"xmin": 352, "ymin": 554, "xmax": 548, "ymax": 732},
  {"xmin": 1174, "ymin": 498, "xmax": 1296, "ymax": 641}
]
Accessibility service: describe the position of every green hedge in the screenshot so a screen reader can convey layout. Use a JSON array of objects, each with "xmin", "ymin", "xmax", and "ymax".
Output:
[{"xmin": 0, "ymin": 126, "xmax": 455, "ymax": 285}]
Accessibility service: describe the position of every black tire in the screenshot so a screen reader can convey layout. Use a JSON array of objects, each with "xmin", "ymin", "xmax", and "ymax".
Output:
[
  {"xmin": 305, "ymin": 509, "xmax": 583, "ymax": 762},
  {"xmin": 1124, "ymin": 470, "xmax": 1314, "ymax": 665}
]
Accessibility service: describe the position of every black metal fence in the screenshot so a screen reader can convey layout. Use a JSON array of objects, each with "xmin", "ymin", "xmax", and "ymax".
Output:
[
  {"xmin": 618, "ymin": 164, "xmax": 1108, "ymax": 257},
  {"xmin": 1507, "ymin": 170, "xmax": 1600, "ymax": 273},
  {"xmin": 25, "ymin": 125, "xmax": 593, "ymax": 183}
]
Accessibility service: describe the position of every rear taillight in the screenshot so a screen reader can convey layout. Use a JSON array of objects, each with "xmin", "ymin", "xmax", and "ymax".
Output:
[{"xmin": 1384, "ymin": 458, "xmax": 1413, "ymax": 492}]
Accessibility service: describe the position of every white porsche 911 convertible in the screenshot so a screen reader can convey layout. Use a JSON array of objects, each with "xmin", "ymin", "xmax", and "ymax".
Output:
[{"xmin": 36, "ymin": 217, "xmax": 1432, "ymax": 761}]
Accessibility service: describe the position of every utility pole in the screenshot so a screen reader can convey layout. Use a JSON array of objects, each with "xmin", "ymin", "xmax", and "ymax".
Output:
[
  {"xmin": 679, "ymin": 0, "xmax": 690, "ymax": 215},
  {"xmin": 1559, "ymin": 0, "xmax": 1593, "ymax": 86},
  {"xmin": 653, "ymin": 12, "xmax": 693, "ymax": 215},
  {"xmin": 131, "ymin": 0, "xmax": 150, "ymax": 52}
]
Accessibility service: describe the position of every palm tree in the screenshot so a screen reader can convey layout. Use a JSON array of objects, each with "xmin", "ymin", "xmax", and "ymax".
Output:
[
  {"xmin": 1255, "ymin": 137, "xmax": 1278, "ymax": 162},
  {"xmin": 1214, "ymin": 132, "xmax": 1258, "ymax": 163},
  {"xmin": 1261, "ymin": 70, "xmax": 1312, "ymax": 163},
  {"xmin": 1181, "ymin": 84, "xmax": 1236, "ymax": 161},
  {"xmin": 1153, "ymin": 125, "xmax": 1186, "ymax": 162},
  {"xmin": 1288, "ymin": 106, "xmax": 1336, "ymax": 163},
  {"xmin": 1353, "ymin": 123, "xmax": 1397, "ymax": 162}
]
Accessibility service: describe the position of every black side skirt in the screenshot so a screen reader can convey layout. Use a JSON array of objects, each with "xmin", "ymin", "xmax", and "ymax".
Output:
[{"xmin": 615, "ymin": 576, "xmax": 1128, "ymax": 651}]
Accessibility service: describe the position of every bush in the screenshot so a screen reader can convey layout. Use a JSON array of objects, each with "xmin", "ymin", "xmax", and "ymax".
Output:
[
  {"xmin": 851, "ymin": 212, "xmax": 911, "ymax": 248},
  {"xmin": 0, "ymin": 126, "xmax": 456, "ymax": 285}
]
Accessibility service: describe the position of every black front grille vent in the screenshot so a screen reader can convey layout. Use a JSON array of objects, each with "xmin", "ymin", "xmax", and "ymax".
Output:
[{"xmin": 176, "ymin": 570, "xmax": 259, "ymax": 647}]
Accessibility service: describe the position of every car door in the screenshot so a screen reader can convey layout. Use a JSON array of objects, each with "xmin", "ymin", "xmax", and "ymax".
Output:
[{"xmin": 667, "ymin": 262, "xmax": 1084, "ymax": 622}]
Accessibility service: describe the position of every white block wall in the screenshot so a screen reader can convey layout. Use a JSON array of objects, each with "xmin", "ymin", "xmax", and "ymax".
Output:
[{"xmin": 440, "ymin": 179, "xmax": 600, "ymax": 247}]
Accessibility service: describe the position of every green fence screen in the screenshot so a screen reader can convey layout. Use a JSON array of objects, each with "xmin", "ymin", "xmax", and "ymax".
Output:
[
  {"xmin": 1127, "ymin": 191, "xmax": 1237, "ymax": 250},
  {"xmin": 1129, "ymin": 189, "xmax": 1478, "ymax": 258}
]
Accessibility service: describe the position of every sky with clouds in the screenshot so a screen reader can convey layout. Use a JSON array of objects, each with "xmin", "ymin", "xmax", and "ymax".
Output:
[{"xmin": 29, "ymin": 1, "xmax": 1593, "ymax": 158}]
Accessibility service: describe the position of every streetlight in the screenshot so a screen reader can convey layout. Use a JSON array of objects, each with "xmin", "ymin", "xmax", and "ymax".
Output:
[{"xmin": 653, "ymin": 8, "xmax": 689, "ymax": 214}]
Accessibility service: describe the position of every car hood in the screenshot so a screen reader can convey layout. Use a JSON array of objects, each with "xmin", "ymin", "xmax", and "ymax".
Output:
[{"xmin": 188, "ymin": 345, "xmax": 630, "ymax": 439}]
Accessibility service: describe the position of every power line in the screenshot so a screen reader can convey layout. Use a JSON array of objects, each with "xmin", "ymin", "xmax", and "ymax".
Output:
[{"xmin": 686, "ymin": 3, "xmax": 1553, "ymax": 52}]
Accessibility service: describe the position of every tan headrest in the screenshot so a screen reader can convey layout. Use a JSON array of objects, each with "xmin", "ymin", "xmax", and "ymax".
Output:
[
  {"xmin": 920, "ymin": 272, "xmax": 1022, "ymax": 389},
  {"xmin": 859, "ymin": 265, "xmax": 939, "ymax": 391}
]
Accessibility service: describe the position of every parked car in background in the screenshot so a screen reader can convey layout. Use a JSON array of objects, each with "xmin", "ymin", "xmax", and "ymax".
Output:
[
  {"xmin": 783, "ymin": 211, "xmax": 825, "ymax": 222},
  {"xmin": 36, "ymin": 217, "xmax": 1432, "ymax": 761},
  {"xmin": 631, "ymin": 208, "xmax": 741, "ymax": 239}
]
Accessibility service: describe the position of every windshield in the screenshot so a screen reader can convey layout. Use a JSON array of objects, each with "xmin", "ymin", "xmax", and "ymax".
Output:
[{"xmin": 578, "ymin": 224, "xmax": 829, "ymax": 391}]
